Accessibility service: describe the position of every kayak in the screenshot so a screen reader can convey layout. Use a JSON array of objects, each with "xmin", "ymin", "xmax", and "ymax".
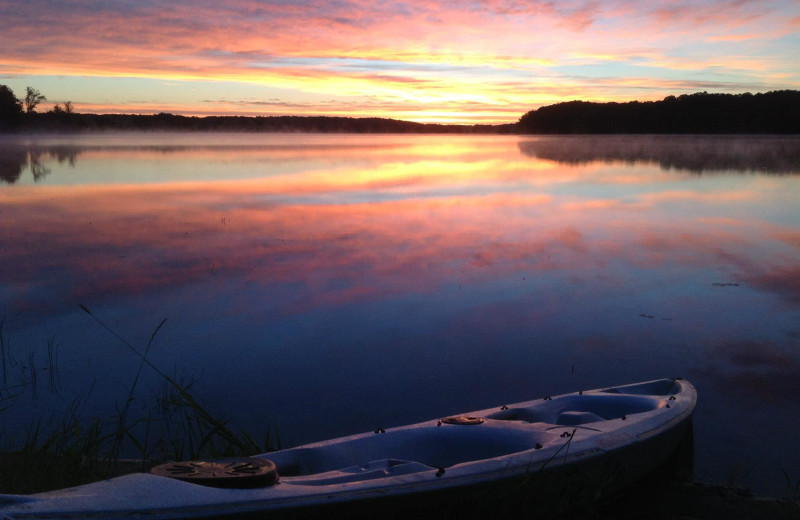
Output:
[{"xmin": 0, "ymin": 378, "xmax": 696, "ymax": 520}]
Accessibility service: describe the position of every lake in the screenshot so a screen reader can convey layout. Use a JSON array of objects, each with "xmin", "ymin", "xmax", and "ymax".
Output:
[{"xmin": 1, "ymin": 133, "xmax": 799, "ymax": 496}]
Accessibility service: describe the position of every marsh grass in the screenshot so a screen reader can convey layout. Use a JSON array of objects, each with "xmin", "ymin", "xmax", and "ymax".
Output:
[{"xmin": 0, "ymin": 308, "xmax": 280, "ymax": 494}]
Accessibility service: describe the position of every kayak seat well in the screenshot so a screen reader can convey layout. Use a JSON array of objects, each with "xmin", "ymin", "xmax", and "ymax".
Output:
[
  {"xmin": 269, "ymin": 425, "xmax": 550, "ymax": 477},
  {"xmin": 485, "ymin": 394, "xmax": 663, "ymax": 424},
  {"xmin": 555, "ymin": 411, "xmax": 606, "ymax": 426}
]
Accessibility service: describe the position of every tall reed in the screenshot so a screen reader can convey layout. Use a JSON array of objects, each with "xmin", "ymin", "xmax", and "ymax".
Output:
[
  {"xmin": 80, "ymin": 305, "xmax": 262, "ymax": 457},
  {"xmin": 0, "ymin": 308, "xmax": 281, "ymax": 494}
]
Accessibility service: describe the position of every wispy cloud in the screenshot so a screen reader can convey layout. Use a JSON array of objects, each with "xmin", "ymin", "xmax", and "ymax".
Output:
[{"xmin": 2, "ymin": 0, "xmax": 798, "ymax": 123}]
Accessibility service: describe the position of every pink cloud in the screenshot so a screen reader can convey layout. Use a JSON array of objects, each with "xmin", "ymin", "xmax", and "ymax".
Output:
[{"xmin": 2, "ymin": 0, "xmax": 798, "ymax": 122}]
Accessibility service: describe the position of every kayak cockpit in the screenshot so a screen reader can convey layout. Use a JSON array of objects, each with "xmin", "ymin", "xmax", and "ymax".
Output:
[
  {"xmin": 284, "ymin": 459, "xmax": 438, "ymax": 486},
  {"xmin": 485, "ymin": 394, "xmax": 666, "ymax": 425},
  {"xmin": 267, "ymin": 422, "xmax": 555, "ymax": 478}
]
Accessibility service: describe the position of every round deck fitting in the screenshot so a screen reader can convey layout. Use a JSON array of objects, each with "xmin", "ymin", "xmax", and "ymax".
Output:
[{"xmin": 151, "ymin": 457, "xmax": 278, "ymax": 488}]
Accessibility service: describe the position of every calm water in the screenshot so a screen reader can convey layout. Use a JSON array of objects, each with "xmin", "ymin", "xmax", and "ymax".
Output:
[{"xmin": 1, "ymin": 133, "xmax": 799, "ymax": 495}]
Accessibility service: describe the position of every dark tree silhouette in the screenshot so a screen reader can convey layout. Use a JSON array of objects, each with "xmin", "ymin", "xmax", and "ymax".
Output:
[
  {"xmin": 24, "ymin": 86, "xmax": 46, "ymax": 113},
  {"xmin": 518, "ymin": 91, "xmax": 800, "ymax": 134},
  {"xmin": 0, "ymin": 85, "xmax": 23, "ymax": 128}
]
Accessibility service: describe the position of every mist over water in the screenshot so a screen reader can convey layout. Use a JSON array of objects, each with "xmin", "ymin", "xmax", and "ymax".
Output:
[{"xmin": 1, "ymin": 133, "xmax": 799, "ymax": 495}]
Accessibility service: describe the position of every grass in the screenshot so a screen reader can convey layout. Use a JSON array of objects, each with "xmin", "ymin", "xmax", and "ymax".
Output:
[{"xmin": 0, "ymin": 308, "xmax": 280, "ymax": 494}]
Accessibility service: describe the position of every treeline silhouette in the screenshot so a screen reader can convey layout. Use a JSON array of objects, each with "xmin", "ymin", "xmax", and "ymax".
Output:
[
  {"xmin": 2, "ymin": 83, "xmax": 800, "ymax": 134},
  {"xmin": 7, "ymin": 111, "xmax": 515, "ymax": 134},
  {"xmin": 518, "ymin": 91, "xmax": 800, "ymax": 134}
]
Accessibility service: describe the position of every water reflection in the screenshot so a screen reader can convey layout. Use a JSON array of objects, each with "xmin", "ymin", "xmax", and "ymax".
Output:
[
  {"xmin": 8, "ymin": 187, "xmax": 796, "ymax": 326},
  {"xmin": 0, "ymin": 147, "xmax": 48, "ymax": 183},
  {"xmin": 519, "ymin": 135, "xmax": 800, "ymax": 174},
  {"xmin": 1, "ymin": 134, "xmax": 799, "ymax": 496},
  {"xmin": 0, "ymin": 145, "xmax": 84, "ymax": 183},
  {"xmin": 1, "ymin": 135, "xmax": 517, "ymax": 187},
  {"xmin": 745, "ymin": 264, "xmax": 800, "ymax": 305},
  {"xmin": 697, "ymin": 339, "xmax": 800, "ymax": 405},
  {"xmin": 5, "ymin": 134, "xmax": 800, "ymax": 188}
]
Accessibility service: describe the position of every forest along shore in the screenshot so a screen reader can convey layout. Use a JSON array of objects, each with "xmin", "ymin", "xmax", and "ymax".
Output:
[{"xmin": 2, "ymin": 86, "xmax": 799, "ymax": 134}]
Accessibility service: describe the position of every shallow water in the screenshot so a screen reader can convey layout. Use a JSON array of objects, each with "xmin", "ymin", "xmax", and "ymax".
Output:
[{"xmin": 1, "ymin": 133, "xmax": 799, "ymax": 496}]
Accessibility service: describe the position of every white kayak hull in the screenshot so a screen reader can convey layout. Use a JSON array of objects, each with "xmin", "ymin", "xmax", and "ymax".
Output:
[{"xmin": 0, "ymin": 378, "xmax": 696, "ymax": 519}]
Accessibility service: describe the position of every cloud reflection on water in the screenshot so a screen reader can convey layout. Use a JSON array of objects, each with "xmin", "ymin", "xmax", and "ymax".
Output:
[
  {"xmin": 4, "ymin": 187, "xmax": 794, "ymax": 320},
  {"xmin": 696, "ymin": 340, "xmax": 800, "ymax": 406}
]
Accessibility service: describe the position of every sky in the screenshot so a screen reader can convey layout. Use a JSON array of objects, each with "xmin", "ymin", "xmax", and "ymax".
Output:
[{"xmin": 1, "ymin": 0, "xmax": 799, "ymax": 124}]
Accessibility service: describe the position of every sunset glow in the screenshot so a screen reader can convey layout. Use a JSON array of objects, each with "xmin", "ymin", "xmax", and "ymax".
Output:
[{"xmin": 2, "ymin": 0, "xmax": 800, "ymax": 124}]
